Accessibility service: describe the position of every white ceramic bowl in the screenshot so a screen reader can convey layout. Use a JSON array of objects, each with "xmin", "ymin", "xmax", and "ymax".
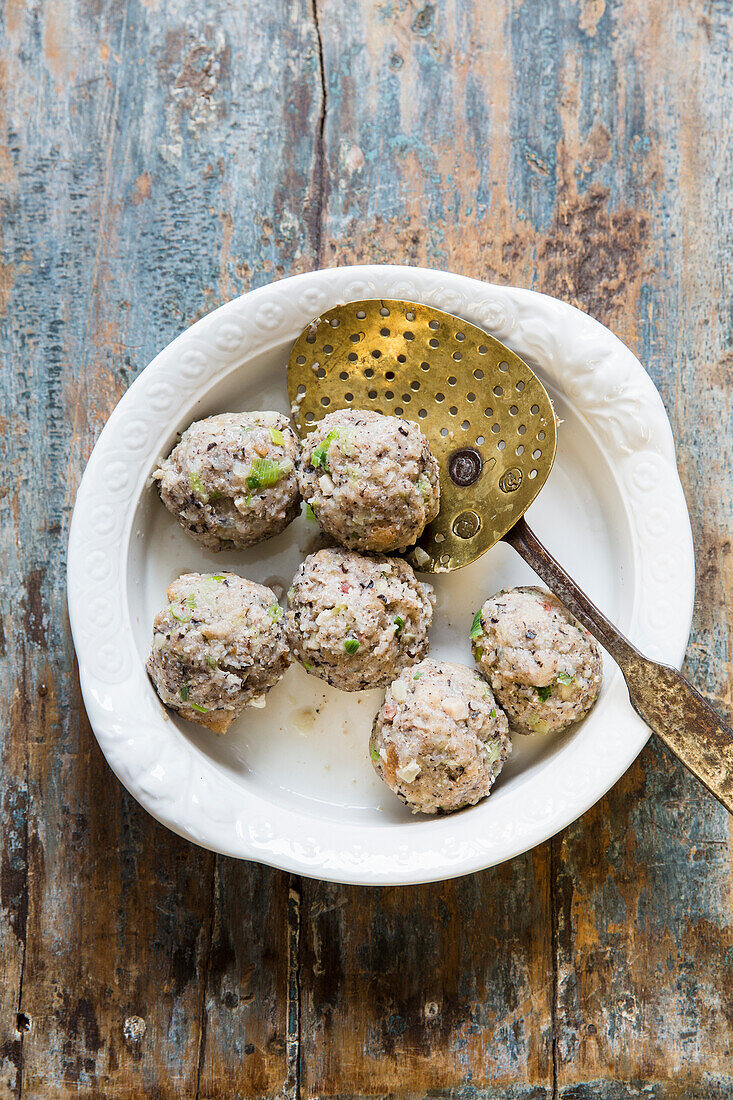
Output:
[{"xmin": 67, "ymin": 266, "xmax": 694, "ymax": 885}]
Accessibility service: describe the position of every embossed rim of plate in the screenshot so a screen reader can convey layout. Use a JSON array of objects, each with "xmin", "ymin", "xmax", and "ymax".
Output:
[{"xmin": 67, "ymin": 266, "xmax": 695, "ymax": 886}]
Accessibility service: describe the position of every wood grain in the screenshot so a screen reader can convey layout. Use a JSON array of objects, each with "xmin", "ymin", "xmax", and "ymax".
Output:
[{"xmin": 1, "ymin": 0, "xmax": 732, "ymax": 1096}]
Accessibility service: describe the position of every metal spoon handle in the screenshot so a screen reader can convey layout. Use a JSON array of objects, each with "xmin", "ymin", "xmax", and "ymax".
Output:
[{"xmin": 503, "ymin": 516, "xmax": 733, "ymax": 813}]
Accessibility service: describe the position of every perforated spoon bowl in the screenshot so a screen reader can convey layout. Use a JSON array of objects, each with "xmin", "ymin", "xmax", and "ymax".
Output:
[{"xmin": 288, "ymin": 298, "xmax": 733, "ymax": 814}]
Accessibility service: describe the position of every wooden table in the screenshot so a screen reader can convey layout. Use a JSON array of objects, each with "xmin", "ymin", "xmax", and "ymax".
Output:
[{"xmin": 2, "ymin": 1, "xmax": 732, "ymax": 1096}]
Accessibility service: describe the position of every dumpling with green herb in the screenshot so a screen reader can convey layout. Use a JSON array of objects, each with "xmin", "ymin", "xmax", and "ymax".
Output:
[
  {"xmin": 470, "ymin": 586, "xmax": 602, "ymax": 736},
  {"xmin": 147, "ymin": 572, "xmax": 290, "ymax": 733},
  {"xmin": 153, "ymin": 411, "xmax": 300, "ymax": 550},
  {"xmin": 297, "ymin": 409, "xmax": 439, "ymax": 552},
  {"xmin": 285, "ymin": 547, "xmax": 434, "ymax": 691},
  {"xmin": 370, "ymin": 659, "xmax": 511, "ymax": 814}
]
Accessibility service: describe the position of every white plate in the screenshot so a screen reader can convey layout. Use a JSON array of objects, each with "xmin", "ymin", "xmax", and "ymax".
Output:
[{"xmin": 67, "ymin": 266, "xmax": 694, "ymax": 885}]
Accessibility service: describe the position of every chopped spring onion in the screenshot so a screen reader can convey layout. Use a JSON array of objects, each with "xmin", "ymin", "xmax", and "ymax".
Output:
[
  {"xmin": 418, "ymin": 473, "xmax": 432, "ymax": 499},
  {"xmin": 269, "ymin": 427, "xmax": 285, "ymax": 446},
  {"xmin": 189, "ymin": 470, "xmax": 208, "ymax": 501},
  {"xmin": 470, "ymin": 609, "xmax": 483, "ymax": 641},
  {"xmin": 211, "ymin": 575, "xmax": 225, "ymax": 582},
  {"xmin": 184, "ymin": 594, "xmax": 196, "ymax": 610},
  {"xmin": 190, "ymin": 701, "xmax": 209, "ymax": 714},
  {"xmin": 413, "ymin": 671, "xmax": 422, "ymax": 680},
  {"xmin": 268, "ymin": 603, "xmax": 283, "ymax": 623},
  {"xmin": 394, "ymin": 615, "xmax": 405, "ymax": 634},
  {"xmin": 370, "ymin": 746, "xmax": 380, "ymax": 763},
  {"xmin": 205, "ymin": 656, "xmax": 218, "ymax": 669},
  {"xmin": 536, "ymin": 685, "xmax": 552, "ymax": 702},
  {"xmin": 170, "ymin": 607, "xmax": 192, "ymax": 623},
  {"xmin": 490, "ymin": 707, "xmax": 497, "ymax": 719},
  {"xmin": 180, "ymin": 683, "xmax": 189, "ymax": 701},
  {"xmin": 344, "ymin": 638, "xmax": 360, "ymax": 655},
  {"xmin": 304, "ymin": 503, "xmax": 317, "ymax": 522},
  {"xmin": 303, "ymin": 660, "xmax": 312, "ymax": 672},
  {"xmin": 311, "ymin": 429, "xmax": 339, "ymax": 471},
  {"xmin": 209, "ymin": 489, "xmax": 222, "ymax": 502},
  {"xmin": 557, "ymin": 672, "xmax": 573, "ymax": 685},
  {"xmin": 247, "ymin": 457, "xmax": 291, "ymax": 490}
]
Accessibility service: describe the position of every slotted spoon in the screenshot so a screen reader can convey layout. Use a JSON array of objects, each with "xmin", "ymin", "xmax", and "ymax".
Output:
[{"xmin": 287, "ymin": 297, "xmax": 733, "ymax": 814}]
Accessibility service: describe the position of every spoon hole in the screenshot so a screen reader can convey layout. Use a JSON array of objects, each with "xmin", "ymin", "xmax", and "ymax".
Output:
[
  {"xmin": 385, "ymin": 390, "xmax": 394, "ymax": 400},
  {"xmin": 368, "ymin": 389, "xmax": 377, "ymax": 399},
  {"xmin": 478, "ymin": 344, "xmax": 488, "ymax": 354},
  {"xmin": 385, "ymin": 370, "xmax": 395, "ymax": 380},
  {"xmin": 305, "ymin": 411, "xmax": 314, "ymax": 422},
  {"xmin": 365, "ymin": 368, "xmax": 374, "ymax": 378},
  {"xmin": 467, "ymin": 392, "xmax": 476, "ymax": 402},
  {"xmin": 440, "ymin": 427, "xmax": 448, "ymax": 436},
  {"xmin": 509, "ymin": 405, "xmax": 518, "ymax": 415},
  {"xmin": 461, "ymin": 420, "xmax": 470, "ymax": 430},
  {"xmin": 380, "ymin": 327, "xmax": 390, "ymax": 337},
  {"xmin": 455, "ymin": 332, "xmax": 465, "ymax": 341},
  {"xmin": 345, "ymin": 392, "xmax": 354, "ymax": 401},
  {"xmin": 516, "ymin": 380, "xmax": 525, "ymax": 391},
  {"xmin": 371, "ymin": 349, "xmax": 382, "ymax": 359},
  {"xmin": 493, "ymin": 385, "xmax": 503, "ymax": 396},
  {"xmin": 410, "ymin": 380, "xmax": 420, "ymax": 390},
  {"xmin": 516, "ymin": 444, "xmax": 525, "ymax": 455},
  {"xmin": 449, "ymin": 406, "xmax": 458, "ymax": 416},
  {"xmin": 297, "ymin": 384, "xmax": 306, "ymax": 395},
  {"xmin": 474, "ymin": 369, "xmax": 484, "ymax": 379},
  {"xmin": 429, "ymin": 319, "xmax": 440, "ymax": 330},
  {"xmin": 418, "ymin": 408, "xmax": 427, "ymax": 418},
  {"xmin": 402, "ymin": 393, "xmax": 412, "ymax": 403},
  {"xmin": 356, "ymin": 310, "xmax": 366, "ymax": 319},
  {"xmin": 476, "ymin": 435, "xmax": 485, "ymax": 445},
  {"xmin": 529, "ymin": 469, "xmax": 538, "ymax": 479},
  {"xmin": 483, "ymin": 407, "xmax": 493, "ymax": 417},
  {"xmin": 491, "ymin": 424, "xmax": 500, "ymax": 434},
  {"xmin": 429, "ymin": 338, "xmax": 439, "ymax": 348},
  {"xmin": 497, "ymin": 440, "xmax": 506, "ymax": 450},
  {"xmin": 321, "ymin": 397, "xmax": 330, "ymax": 407},
  {"xmin": 448, "ymin": 376, "xmax": 457, "ymax": 385},
  {"xmin": 420, "ymin": 361, "xmax": 430, "ymax": 371},
  {"xmin": 339, "ymin": 371, "xmax": 348, "ymax": 381},
  {"xmin": 518, "ymin": 424, "xmax": 527, "ymax": 435},
  {"xmin": 436, "ymin": 392, "xmax": 445, "ymax": 402},
  {"xmin": 296, "ymin": 355, "xmax": 306, "ymax": 365},
  {"xmin": 323, "ymin": 344, "xmax": 333, "ymax": 354},
  {"xmin": 330, "ymin": 318, "xmax": 340, "ymax": 327},
  {"xmin": 398, "ymin": 354, "xmax": 407, "ymax": 363},
  {"xmin": 380, "ymin": 306, "xmax": 390, "ymax": 317},
  {"xmin": 395, "ymin": 407, "xmax": 404, "ymax": 415},
  {"xmin": 453, "ymin": 351, "xmax": 462, "ymax": 361},
  {"xmin": 538, "ymin": 430, "xmax": 546, "ymax": 441},
  {"xmin": 532, "ymin": 449, "xmax": 542, "ymax": 459},
  {"xmin": 348, "ymin": 352, "xmax": 357, "ymax": 362},
  {"xmin": 404, "ymin": 331, "xmax": 415, "ymax": 341},
  {"xmin": 531, "ymin": 404, "xmax": 539, "ymax": 415},
  {"xmin": 405, "ymin": 310, "xmax": 416, "ymax": 321},
  {"xmin": 499, "ymin": 361, "xmax": 509, "ymax": 372}
]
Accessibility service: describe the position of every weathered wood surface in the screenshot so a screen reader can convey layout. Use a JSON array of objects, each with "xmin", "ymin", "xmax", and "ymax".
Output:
[{"xmin": 1, "ymin": 0, "xmax": 732, "ymax": 1097}]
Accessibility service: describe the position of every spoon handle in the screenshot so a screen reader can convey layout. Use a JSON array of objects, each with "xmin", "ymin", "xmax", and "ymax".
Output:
[{"xmin": 503, "ymin": 516, "xmax": 733, "ymax": 813}]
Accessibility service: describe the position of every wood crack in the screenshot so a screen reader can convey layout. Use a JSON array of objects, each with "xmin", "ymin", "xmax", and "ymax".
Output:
[
  {"xmin": 13, "ymin": 753, "xmax": 29, "ymax": 1100},
  {"xmin": 285, "ymin": 875, "xmax": 303, "ymax": 1100},
  {"xmin": 194, "ymin": 856, "xmax": 218, "ymax": 1100},
  {"xmin": 310, "ymin": 0, "xmax": 327, "ymax": 266},
  {"xmin": 550, "ymin": 835, "xmax": 560, "ymax": 1100}
]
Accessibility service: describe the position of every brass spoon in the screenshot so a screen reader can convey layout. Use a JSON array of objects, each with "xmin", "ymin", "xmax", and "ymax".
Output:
[{"xmin": 287, "ymin": 298, "xmax": 733, "ymax": 813}]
